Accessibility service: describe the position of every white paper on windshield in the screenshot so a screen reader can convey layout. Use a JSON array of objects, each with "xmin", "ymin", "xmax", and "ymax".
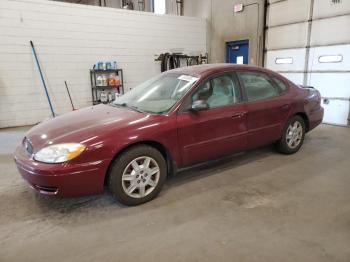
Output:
[{"xmin": 178, "ymin": 75, "xmax": 199, "ymax": 83}]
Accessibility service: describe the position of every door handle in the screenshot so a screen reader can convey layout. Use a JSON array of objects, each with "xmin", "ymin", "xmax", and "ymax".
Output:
[
  {"xmin": 232, "ymin": 112, "xmax": 246, "ymax": 119},
  {"xmin": 281, "ymin": 104, "xmax": 290, "ymax": 111}
]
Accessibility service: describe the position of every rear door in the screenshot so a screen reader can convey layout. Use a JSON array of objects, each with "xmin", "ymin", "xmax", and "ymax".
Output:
[
  {"xmin": 237, "ymin": 71, "xmax": 291, "ymax": 148},
  {"xmin": 177, "ymin": 73, "xmax": 248, "ymax": 166}
]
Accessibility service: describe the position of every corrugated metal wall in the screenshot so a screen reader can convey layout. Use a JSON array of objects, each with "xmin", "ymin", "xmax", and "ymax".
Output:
[{"xmin": 265, "ymin": 0, "xmax": 350, "ymax": 126}]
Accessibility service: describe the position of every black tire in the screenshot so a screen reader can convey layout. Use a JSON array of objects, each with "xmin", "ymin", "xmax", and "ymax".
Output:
[
  {"xmin": 108, "ymin": 145, "xmax": 167, "ymax": 206},
  {"xmin": 276, "ymin": 115, "xmax": 306, "ymax": 154}
]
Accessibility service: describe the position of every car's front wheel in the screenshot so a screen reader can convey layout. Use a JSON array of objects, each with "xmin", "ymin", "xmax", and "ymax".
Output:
[
  {"xmin": 108, "ymin": 145, "xmax": 167, "ymax": 206},
  {"xmin": 276, "ymin": 115, "xmax": 306, "ymax": 154}
]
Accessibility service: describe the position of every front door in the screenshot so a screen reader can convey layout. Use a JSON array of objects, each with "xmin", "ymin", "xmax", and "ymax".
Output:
[
  {"xmin": 177, "ymin": 73, "xmax": 248, "ymax": 166},
  {"xmin": 226, "ymin": 40, "xmax": 249, "ymax": 65}
]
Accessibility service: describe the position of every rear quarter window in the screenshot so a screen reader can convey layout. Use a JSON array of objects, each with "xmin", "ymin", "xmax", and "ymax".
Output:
[{"xmin": 272, "ymin": 77, "xmax": 288, "ymax": 92}]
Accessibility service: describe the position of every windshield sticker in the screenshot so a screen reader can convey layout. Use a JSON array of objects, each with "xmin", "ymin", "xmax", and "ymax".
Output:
[{"xmin": 178, "ymin": 75, "xmax": 199, "ymax": 82}]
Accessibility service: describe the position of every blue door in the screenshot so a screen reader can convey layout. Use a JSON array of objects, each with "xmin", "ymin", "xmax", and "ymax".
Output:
[{"xmin": 226, "ymin": 40, "xmax": 249, "ymax": 64}]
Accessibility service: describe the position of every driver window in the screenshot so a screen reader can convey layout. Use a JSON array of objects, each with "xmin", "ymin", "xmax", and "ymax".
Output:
[{"xmin": 192, "ymin": 74, "xmax": 240, "ymax": 108}]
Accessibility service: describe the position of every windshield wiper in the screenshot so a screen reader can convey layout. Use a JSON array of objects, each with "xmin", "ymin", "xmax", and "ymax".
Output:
[
  {"xmin": 112, "ymin": 102, "xmax": 127, "ymax": 107},
  {"xmin": 128, "ymin": 105, "xmax": 144, "ymax": 113},
  {"xmin": 112, "ymin": 102, "xmax": 144, "ymax": 113}
]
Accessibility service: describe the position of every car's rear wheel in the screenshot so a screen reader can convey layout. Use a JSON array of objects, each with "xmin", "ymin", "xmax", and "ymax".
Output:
[
  {"xmin": 276, "ymin": 115, "xmax": 305, "ymax": 154},
  {"xmin": 108, "ymin": 145, "xmax": 167, "ymax": 206}
]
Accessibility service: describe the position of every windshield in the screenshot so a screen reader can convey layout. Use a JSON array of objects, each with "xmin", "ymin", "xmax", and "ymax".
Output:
[{"xmin": 112, "ymin": 73, "xmax": 199, "ymax": 114}]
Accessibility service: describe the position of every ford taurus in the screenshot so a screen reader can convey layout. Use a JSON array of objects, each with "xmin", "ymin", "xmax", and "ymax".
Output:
[{"xmin": 14, "ymin": 64, "xmax": 324, "ymax": 205}]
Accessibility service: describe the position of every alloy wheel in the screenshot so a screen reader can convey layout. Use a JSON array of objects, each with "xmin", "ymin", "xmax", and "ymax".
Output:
[
  {"xmin": 121, "ymin": 156, "xmax": 160, "ymax": 198},
  {"xmin": 286, "ymin": 121, "xmax": 303, "ymax": 149}
]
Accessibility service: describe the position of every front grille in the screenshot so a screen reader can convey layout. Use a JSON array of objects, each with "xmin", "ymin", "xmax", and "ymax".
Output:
[{"xmin": 23, "ymin": 137, "xmax": 34, "ymax": 155}]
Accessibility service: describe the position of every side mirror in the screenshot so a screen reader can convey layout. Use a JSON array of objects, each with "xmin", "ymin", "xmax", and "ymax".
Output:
[{"xmin": 191, "ymin": 100, "xmax": 209, "ymax": 111}]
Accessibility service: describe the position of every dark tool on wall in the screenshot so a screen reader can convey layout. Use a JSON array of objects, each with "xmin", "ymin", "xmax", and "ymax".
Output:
[
  {"xmin": 137, "ymin": 0, "xmax": 145, "ymax": 11},
  {"xmin": 176, "ymin": 0, "xmax": 184, "ymax": 15},
  {"xmin": 155, "ymin": 53, "xmax": 208, "ymax": 72},
  {"xmin": 122, "ymin": 0, "xmax": 134, "ymax": 10},
  {"xmin": 99, "ymin": 0, "xmax": 107, "ymax": 6},
  {"xmin": 30, "ymin": 40, "xmax": 56, "ymax": 118},
  {"xmin": 64, "ymin": 81, "xmax": 76, "ymax": 111}
]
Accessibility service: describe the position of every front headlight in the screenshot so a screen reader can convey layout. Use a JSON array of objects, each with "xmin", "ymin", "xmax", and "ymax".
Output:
[{"xmin": 34, "ymin": 143, "xmax": 86, "ymax": 164}]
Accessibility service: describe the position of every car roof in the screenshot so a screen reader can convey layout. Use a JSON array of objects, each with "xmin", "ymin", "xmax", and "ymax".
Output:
[{"xmin": 168, "ymin": 63, "xmax": 276, "ymax": 79}]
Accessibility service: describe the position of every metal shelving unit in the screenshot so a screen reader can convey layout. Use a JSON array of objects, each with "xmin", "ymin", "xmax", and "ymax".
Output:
[{"xmin": 90, "ymin": 68, "xmax": 124, "ymax": 105}]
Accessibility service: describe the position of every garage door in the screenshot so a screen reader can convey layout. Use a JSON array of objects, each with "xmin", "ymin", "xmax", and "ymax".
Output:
[{"xmin": 265, "ymin": 0, "xmax": 350, "ymax": 126}]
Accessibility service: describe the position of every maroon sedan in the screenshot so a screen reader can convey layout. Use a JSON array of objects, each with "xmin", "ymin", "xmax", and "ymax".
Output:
[{"xmin": 14, "ymin": 64, "xmax": 323, "ymax": 205}]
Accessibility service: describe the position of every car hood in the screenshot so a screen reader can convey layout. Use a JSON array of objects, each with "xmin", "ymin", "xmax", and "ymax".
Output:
[{"xmin": 25, "ymin": 104, "xmax": 149, "ymax": 150}]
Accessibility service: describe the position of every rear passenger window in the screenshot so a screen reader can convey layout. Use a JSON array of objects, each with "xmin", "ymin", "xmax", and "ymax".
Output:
[{"xmin": 238, "ymin": 72, "xmax": 279, "ymax": 102}]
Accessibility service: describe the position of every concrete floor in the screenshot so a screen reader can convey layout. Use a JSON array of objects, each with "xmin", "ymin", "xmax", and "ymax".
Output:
[{"xmin": 0, "ymin": 124, "xmax": 349, "ymax": 262}]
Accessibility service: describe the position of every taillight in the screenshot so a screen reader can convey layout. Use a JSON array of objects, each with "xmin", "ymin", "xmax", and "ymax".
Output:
[
  {"xmin": 306, "ymin": 89, "xmax": 321, "ymax": 108},
  {"xmin": 315, "ymin": 90, "xmax": 321, "ymax": 105}
]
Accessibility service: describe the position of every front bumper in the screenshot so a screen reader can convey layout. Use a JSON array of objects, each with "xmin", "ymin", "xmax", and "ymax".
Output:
[{"xmin": 14, "ymin": 145, "xmax": 111, "ymax": 197}]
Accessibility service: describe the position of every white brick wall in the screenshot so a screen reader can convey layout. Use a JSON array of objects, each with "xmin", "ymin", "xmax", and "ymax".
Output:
[{"xmin": 0, "ymin": 0, "xmax": 207, "ymax": 128}]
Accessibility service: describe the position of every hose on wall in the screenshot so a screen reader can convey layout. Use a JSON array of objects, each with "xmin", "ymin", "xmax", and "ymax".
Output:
[{"xmin": 156, "ymin": 53, "xmax": 208, "ymax": 72}]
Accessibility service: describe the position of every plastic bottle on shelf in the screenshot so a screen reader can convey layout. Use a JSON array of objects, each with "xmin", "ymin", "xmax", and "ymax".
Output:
[
  {"xmin": 106, "ymin": 61, "xmax": 112, "ymax": 70},
  {"xmin": 108, "ymin": 74, "xmax": 115, "ymax": 86},
  {"xmin": 113, "ymin": 61, "xmax": 117, "ymax": 69},
  {"xmin": 102, "ymin": 75, "xmax": 108, "ymax": 86},
  {"xmin": 97, "ymin": 61, "xmax": 103, "ymax": 70},
  {"xmin": 96, "ymin": 75, "xmax": 103, "ymax": 86},
  {"xmin": 100, "ymin": 91, "xmax": 108, "ymax": 103},
  {"xmin": 115, "ymin": 77, "xmax": 121, "ymax": 86},
  {"xmin": 108, "ymin": 92, "xmax": 113, "ymax": 102}
]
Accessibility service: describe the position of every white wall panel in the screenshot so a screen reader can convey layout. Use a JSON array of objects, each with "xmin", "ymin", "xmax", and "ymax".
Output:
[
  {"xmin": 321, "ymin": 99, "xmax": 349, "ymax": 126},
  {"xmin": 313, "ymin": 0, "xmax": 350, "ymax": 19},
  {"xmin": 267, "ymin": 0, "xmax": 310, "ymax": 27},
  {"xmin": 310, "ymin": 15, "xmax": 350, "ymax": 46},
  {"xmin": 266, "ymin": 23, "xmax": 308, "ymax": 50},
  {"xmin": 308, "ymin": 73, "xmax": 350, "ymax": 98},
  {"xmin": 266, "ymin": 0, "xmax": 350, "ymax": 126},
  {"xmin": 308, "ymin": 45, "xmax": 350, "ymax": 71},
  {"xmin": 266, "ymin": 48, "xmax": 306, "ymax": 72},
  {"xmin": 0, "ymin": 0, "xmax": 207, "ymax": 128},
  {"xmin": 279, "ymin": 73, "xmax": 304, "ymax": 85}
]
